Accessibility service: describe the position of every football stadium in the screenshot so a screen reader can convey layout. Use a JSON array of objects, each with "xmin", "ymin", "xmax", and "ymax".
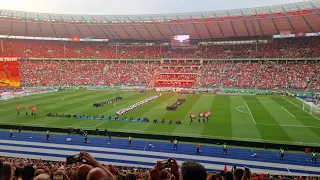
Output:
[{"xmin": 0, "ymin": 0, "xmax": 320, "ymax": 179}]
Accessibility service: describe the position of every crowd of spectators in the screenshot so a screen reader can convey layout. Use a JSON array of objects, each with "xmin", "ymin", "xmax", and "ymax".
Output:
[
  {"xmin": 0, "ymin": 154, "xmax": 317, "ymax": 180},
  {"xmin": 17, "ymin": 60, "xmax": 319, "ymax": 90},
  {"xmin": 200, "ymin": 61, "xmax": 319, "ymax": 90},
  {"xmin": 1, "ymin": 37, "xmax": 320, "ymax": 59},
  {"xmin": 18, "ymin": 61, "xmax": 160, "ymax": 87},
  {"xmin": 0, "ymin": 36, "xmax": 317, "ymax": 89}
]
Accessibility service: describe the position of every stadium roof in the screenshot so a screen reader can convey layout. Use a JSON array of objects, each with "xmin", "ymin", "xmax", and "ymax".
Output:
[{"xmin": 0, "ymin": 1, "xmax": 319, "ymax": 40}]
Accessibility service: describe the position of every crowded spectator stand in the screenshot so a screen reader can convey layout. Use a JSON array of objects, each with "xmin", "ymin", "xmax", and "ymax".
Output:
[{"xmin": 153, "ymin": 60, "xmax": 202, "ymax": 88}]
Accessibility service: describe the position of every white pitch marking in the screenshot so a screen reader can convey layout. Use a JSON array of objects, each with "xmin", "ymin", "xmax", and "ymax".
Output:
[
  {"xmin": 235, "ymin": 106, "xmax": 251, "ymax": 115},
  {"xmin": 283, "ymin": 97, "xmax": 320, "ymax": 121},
  {"xmin": 281, "ymin": 106, "xmax": 295, "ymax": 117},
  {"xmin": 244, "ymin": 100, "xmax": 256, "ymax": 124}
]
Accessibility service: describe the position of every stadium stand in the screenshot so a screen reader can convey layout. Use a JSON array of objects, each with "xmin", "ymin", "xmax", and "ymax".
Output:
[
  {"xmin": 0, "ymin": 37, "xmax": 320, "ymax": 59},
  {"xmin": 18, "ymin": 59, "xmax": 319, "ymax": 89},
  {"xmin": 18, "ymin": 60, "xmax": 160, "ymax": 87}
]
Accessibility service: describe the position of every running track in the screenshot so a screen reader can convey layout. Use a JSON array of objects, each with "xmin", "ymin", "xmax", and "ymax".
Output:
[{"xmin": 0, "ymin": 131, "xmax": 319, "ymax": 176}]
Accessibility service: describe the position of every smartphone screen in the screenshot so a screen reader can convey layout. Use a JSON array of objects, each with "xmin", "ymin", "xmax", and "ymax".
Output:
[{"xmin": 66, "ymin": 154, "xmax": 83, "ymax": 164}]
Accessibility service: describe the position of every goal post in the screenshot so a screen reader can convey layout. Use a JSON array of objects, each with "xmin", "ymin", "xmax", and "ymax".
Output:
[
  {"xmin": 283, "ymin": 93, "xmax": 320, "ymax": 120},
  {"xmin": 309, "ymin": 103, "xmax": 320, "ymax": 119},
  {"xmin": 300, "ymin": 98, "xmax": 320, "ymax": 120}
]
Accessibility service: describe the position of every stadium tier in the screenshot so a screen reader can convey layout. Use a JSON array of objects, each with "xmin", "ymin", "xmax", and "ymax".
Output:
[
  {"xmin": 0, "ymin": 37, "xmax": 320, "ymax": 58},
  {"xmin": 15, "ymin": 60, "xmax": 320, "ymax": 90}
]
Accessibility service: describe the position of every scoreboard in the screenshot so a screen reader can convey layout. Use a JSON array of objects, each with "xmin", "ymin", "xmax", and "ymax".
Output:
[{"xmin": 171, "ymin": 35, "xmax": 190, "ymax": 46}]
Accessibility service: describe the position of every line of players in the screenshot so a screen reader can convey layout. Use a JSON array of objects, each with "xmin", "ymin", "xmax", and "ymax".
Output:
[
  {"xmin": 8, "ymin": 129, "xmax": 318, "ymax": 162},
  {"xmin": 189, "ymin": 111, "xmax": 211, "ymax": 124},
  {"xmin": 16, "ymin": 104, "xmax": 37, "ymax": 116}
]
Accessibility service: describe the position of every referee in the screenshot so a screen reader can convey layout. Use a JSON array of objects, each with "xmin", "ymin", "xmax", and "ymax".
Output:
[
  {"xmin": 128, "ymin": 136, "xmax": 132, "ymax": 146},
  {"xmin": 173, "ymin": 139, "xmax": 178, "ymax": 150},
  {"xmin": 223, "ymin": 143, "xmax": 227, "ymax": 155},
  {"xmin": 280, "ymin": 148, "xmax": 285, "ymax": 160},
  {"xmin": 312, "ymin": 151, "xmax": 317, "ymax": 163},
  {"xmin": 84, "ymin": 132, "xmax": 88, "ymax": 143},
  {"xmin": 10, "ymin": 129, "xmax": 13, "ymax": 137},
  {"xmin": 196, "ymin": 142, "xmax": 201, "ymax": 154},
  {"xmin": 46, "ymin": 130, "xmax": 50, "ymax": 140}
]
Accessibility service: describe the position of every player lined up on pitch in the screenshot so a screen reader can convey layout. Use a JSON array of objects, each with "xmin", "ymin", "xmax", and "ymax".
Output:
[
  {"xmin": 190, "ymin": 111, "xmax": 211, "ymax": 124},
  {"xmin": 16, "ymin": 104, "xmax": 36, "ymax": 116}
]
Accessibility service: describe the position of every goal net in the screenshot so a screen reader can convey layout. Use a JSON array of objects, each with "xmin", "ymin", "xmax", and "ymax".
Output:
[
  {"xmin": 301, "ymin": 99, "xmax": 320, "ymax": 120},
  {"xmin": 283, "ymin": 94, "xmax": 320, "ymax": 120}
]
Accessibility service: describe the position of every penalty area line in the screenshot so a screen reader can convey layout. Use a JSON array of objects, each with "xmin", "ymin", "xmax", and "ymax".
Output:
[
  {"xmin": 283, "ymin": 97, "xmax": 320, "ymax": 121},
  {"xmin": 281, "ymin": 106, "xmax": 295, "ymax": 117},
  {"xmin": 244, "ymin": 100, "xmax": 256, "ymax": 124}
]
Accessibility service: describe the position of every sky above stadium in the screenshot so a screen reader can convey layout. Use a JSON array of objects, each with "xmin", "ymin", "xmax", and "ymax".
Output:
[{"xmin": 0, "ymin": 0, "xmax": 308, "ymax": 15}]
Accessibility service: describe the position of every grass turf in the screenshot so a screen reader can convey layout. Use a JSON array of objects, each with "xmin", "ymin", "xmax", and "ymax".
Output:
[{"xmin": 0, "ymin": 89, "xmax": 319, "ymax": 146}]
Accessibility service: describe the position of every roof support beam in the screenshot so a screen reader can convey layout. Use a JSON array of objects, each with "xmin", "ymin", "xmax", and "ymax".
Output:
[
  {"xmin": 240, "ymin": 10, "xmax": 251, "ymax": 36},
  {"xmin": 131, "ymin": 23, "xmax": 144, "ymax": 39},
  {"xmin": 114, "ymin": 17, "xmax": 133, "ymax": 39},
  {"xmin": 280, "ymin": 6, "xmax": 295, "ymax": 33},
  {"xmin": 80, "ymin": 17, "xmax": 98, "ymax": 39},
  {"xmin": 200, "ymin": 14, "xmax": 214, "ymax": 38},
  {"xmin": 70, "ymin": 16, "xmax": 84, "ymax": 38},
  {"xmin": 101, "ymin": 17, "xmax": 121, "ymax": 40},
  {"xmin": 24, "ymin": 14, "xmax": 28, "ymax": 36},
  {"xmin": 226, "ymin": 12, "xmax": 238, "ymax": 37},
  {"xmin": 48, "ymin": 15, "xmax": 58, "ymax": 38},
  {"xmin": 9, "ymin": 11, "xmax": 13, "ymax": 36},
  {"xmin": 149, "ymin": 16, "xmax": 166, "ymax": 39},
  {"xmin": 253, "ymin": 9, "xmax": 265, "ymax": 36},
  {"xmin": 59, "ymin": 15, "xmax": 72, "ymax": 38},
  {"xmin": 162, "ymin": 15, "xmax": 175, "ymax": 36},
  {"xmin": 138, "ymin": 15, "xmax": 155, "ymax": 39},
  {"xmin": 268, "ymin": 8, "xmax": 279, "ymax": 35},
  {"xmin": 174, "ymin": 15, "xmax": 187, "ymax": 35},
  {"xmin": 307, "ymin": 3, "xmax": 320, "ymax": 32},
  {"xmin": 36, "ymin": 14, "xmax": 43, "ymax": 37},
  {"xmin": 188, "ymin": 14, "xmax": 202, "ymax": 39},
  {"xmin": 108, "ymin": 24, "xmax": 122, "ymax": 40},
  {"xmin": 213, "ymin": 13, "xmax": 225, "ymax": 37}
]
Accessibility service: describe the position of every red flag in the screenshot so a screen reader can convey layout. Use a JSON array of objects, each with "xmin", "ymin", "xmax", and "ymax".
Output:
[
  {"xmin": 224, "ymin": 165, "xmax": 228, "ymax": 172},
  {"xmin": 71, "ymin": 36, "xmax": 80, "ymax": 42}
]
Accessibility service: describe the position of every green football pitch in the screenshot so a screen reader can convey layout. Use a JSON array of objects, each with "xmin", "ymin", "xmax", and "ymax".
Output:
[{"xmin": 0, "ymin": 89, "xmax": 319, "ymax": 146}]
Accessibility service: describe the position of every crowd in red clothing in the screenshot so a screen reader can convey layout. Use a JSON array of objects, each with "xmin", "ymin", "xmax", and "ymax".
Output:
[
  {"xmin": 200, "ymin": 61, "xmax": 319, "ymax": 90},
  {"xmin": 18, "ymin": 61, "xmax": 160, "ymax": 87},
  {"xmin": 1, "ymin": 36, "xmax": 320, "ymax": 59},
  {"xmin": 17, "ymin": 60, "xmax": 319, "ymax": 90}
]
